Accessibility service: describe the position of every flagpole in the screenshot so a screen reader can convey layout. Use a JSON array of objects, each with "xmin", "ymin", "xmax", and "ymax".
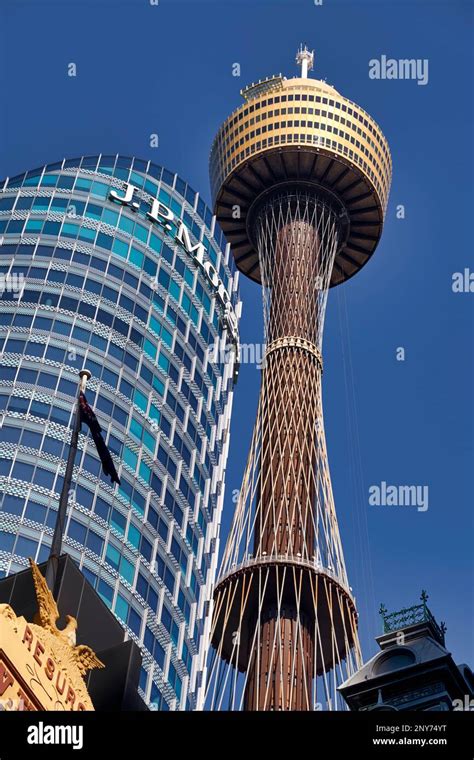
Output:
[{"xmin": 45, "ymin": 368, "xmax": 91, "ymax": 595}]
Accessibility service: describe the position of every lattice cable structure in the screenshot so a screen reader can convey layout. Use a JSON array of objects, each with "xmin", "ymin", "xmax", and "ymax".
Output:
[{"xmin": 202, "ymin": 48, "xmax": 392, "ymax": 711}]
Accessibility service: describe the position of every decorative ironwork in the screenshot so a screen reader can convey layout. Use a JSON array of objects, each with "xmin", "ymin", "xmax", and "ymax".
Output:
[{"xmin": 379, "ymin": 591, "xmax": 446, "ymax": 644}]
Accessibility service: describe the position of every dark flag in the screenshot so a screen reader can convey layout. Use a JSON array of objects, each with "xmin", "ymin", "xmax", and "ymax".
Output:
[{"xmin": 79, "ymin": 392, "xmax": 121, "ymax": 484}]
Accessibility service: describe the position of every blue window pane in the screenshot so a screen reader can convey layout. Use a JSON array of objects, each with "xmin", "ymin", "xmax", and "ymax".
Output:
[
  {"xmin": 33, "ymin": 468, "xmax": 55, "ymax": 489},
  {"xmin": 0, "ymin": 532, "xmax": 15, "ymax": 552},
  {"xmin": 128, "ymin": 607, "xmax": 141, "ymax": 637},
  {"xmin": 68, "ymin": 519, "xmax": 87, "ymax": 545},
  {"xmin": 86, "ymin": 531, "xmax": 104, "ymax": 557},
  {"xmin": 15, "ymin": 536, "xmax": 38, "ymax": 558},
  {"xmin": 25, "ymin": 501, "xmax": 47, "ymax": 523},
  {"xmin": 2, "ymin": 495, "xmax": 23, "ymax": 515},
  {"xmin": 98, "ymin": 579, "xmax": 113, "ymax": 606},
  {"xmin": 12, "ymin": 461, "xmax": 34, "ymax": 481},
  {"xmin": 115, "ymin": 594, "xmax": 129, "ymax": 622}
]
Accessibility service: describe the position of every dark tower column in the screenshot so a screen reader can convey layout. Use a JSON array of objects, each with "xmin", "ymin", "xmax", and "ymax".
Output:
[
  {"xmin": 244, "ymin": 196, "xmax": 334, "ymax": 710},
  {"xmin": 255, "ymin": 208, "xmax": 322, "ymax": 556}
]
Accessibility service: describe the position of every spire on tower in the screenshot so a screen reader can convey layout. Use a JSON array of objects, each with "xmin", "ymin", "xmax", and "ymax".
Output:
[{"xmin": 296, "ymin": 44, "xmax": 314, "ymax": 78}]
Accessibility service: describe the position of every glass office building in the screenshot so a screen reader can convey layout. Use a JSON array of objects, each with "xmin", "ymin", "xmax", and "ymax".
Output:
[{"xmin": 0, "ymin": 154, "xmax": 241, "ymax": 710}]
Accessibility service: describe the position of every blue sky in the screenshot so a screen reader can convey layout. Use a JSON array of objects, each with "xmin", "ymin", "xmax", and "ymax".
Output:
[{"xmin": 0, "ymin": 0, "xmax": 472, "ymax": 667}]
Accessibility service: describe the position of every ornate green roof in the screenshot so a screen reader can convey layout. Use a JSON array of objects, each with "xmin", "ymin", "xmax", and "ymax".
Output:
[{"xmin": 379, "ymin": 591, "xmax": 447, "ymax": 644}]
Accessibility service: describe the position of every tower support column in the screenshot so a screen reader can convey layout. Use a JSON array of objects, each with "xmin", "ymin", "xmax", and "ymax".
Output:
[{"xmin": 242, "ymin": 196, "xmax": 337, "ymax": 710}]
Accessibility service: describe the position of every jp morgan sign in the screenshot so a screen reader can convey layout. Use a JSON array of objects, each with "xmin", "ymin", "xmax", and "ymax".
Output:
[{"xmin": 109, "ymin": 184, "xmax": 239, "ymax": 345}]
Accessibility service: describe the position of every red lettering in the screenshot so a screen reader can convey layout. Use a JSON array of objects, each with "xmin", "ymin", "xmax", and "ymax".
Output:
[
  {"xmin": 33, "ymin": 640, "xmax": 45, "ymax": 667},
  {"xmin": 55, "ymin": 670, "xmax": 66, "ymax": 695},
  {"xmin": 65, "ymin": 685, "xmax": 76, "ymax": 709},
  {"xmin": 0, "ymin": 662, "xmax": 14, "ymax": 696},
  {"xmin": 45, "ymin": 658, "xmax": 55, "ymax": 680},
  {"xmin": 22, "ymin": 625, "xmax": 34, "ymax": 651}
]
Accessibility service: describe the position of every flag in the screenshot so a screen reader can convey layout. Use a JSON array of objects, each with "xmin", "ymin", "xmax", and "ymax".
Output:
[{"xmin": 79, "ymin": 392, "xmax": 120, "ymax": 484}]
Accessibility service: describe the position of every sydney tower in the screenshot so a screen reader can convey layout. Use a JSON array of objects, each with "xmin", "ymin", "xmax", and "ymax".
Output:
[{"xmin": 205, "ymin": 47, "xmax": 392, "ymax": 711}]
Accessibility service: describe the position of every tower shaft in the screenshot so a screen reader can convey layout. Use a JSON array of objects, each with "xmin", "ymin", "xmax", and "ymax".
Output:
[
  {"xmin": 245, "ymin": 215, "xmax": 321, "ymax": 709},
  {"xmin": 245, "ymin": 607, "xmax": 314, "ymax": 711},
  {"xmin": 256, "ymin": 216, "xmax": 320, "ymax": 556}
]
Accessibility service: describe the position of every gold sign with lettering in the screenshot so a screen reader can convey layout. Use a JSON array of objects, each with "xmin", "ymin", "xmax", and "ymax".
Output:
[{"xmin": 0, "ymin": 560, "xmax": 104, "ymax": 711}]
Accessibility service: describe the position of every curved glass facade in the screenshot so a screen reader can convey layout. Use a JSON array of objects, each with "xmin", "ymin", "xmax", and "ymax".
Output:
[{"xmin": 0, "ymin": 154, "xmax": 241, "ymax": 710}]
